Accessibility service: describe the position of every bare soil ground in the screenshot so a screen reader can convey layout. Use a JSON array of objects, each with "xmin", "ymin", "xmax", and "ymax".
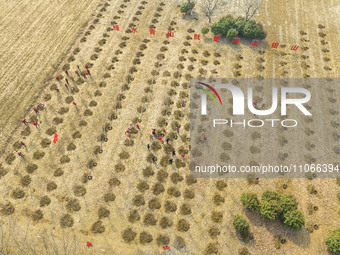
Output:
[{"xmin": 0, "ymin": 0, "xmax": 339, "ymax": 254}]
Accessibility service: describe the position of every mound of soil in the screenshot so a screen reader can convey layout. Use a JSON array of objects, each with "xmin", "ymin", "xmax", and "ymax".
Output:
[
  {"xmin": 170, "ymin": 173, "xmax": 183, "ymax": 184},
  {"xmin": 41, "ymin": 138, "xmax": 51, "ymax": 148},
  {"xmin": 32, "ymin": 210, "xmax": 43, "ymax": 221},
  {"xmin": 54, "ymin": 168, "xmax": 64, "ymax": 177},
  {"xmin": 148, "ymin": 198, "xmax": 161, "ymax": 210},
  {"xmin": 115, "ymin": 162, "xmax": 125, "ymax": 172},
  {"xmin": 205, "ymin": 243, "xmax": 219, "ymax": 254},
  {"xmin": 157, "ymin": 170, "xmax": 168, "ymax": 182},
  {"xmin": 109, "ymin": 177, "xmax": 121, "ymax": 187},
  {"xmin": 66, "ymin": 199, "xmax": 81, "ymax": 212},
  {"xmin": 183, "ymin": 189, "xmax": 195, "ymax": 199},
  {"xmin": 12, "ymin": 141, "xmax": 22, "ymax": 150},
  {"xmin": 46, "ymin": 127, "xmax": 57, "ymax": 136},
  {"xmin": 122, "ymin": 228, "xmax": 136, "ymax": 243},
  {"xmin": 140, "ymin": 231, "xmax": 153, "ymax": 244},
  {"xmin": 79, "ymin": 120, "xmax": 87, "ymax": 127},
  {"xmin": 21, "ymin": 175, "xmax": 31, "ymax": 187},
  {"xmin": 152, "ymin": 183, "xmax": 165, "ymax": 195},
  {"xmin": 167, "ymin": 187, "xmax": 181, "ymax": 197},
  {"xmin": 26, "ymin": 163, "xmax": 38, "ymax": 174},
  {"xmin": 137, "ymin": 181, "xmax": 149, "ymax": 192},
  {"xmin": 60, "ymin": 214, "xmax": 74, "ymax": 228},
  {"xmin": 5, "ymin": 153, "xmax": 15, "ymax": 164},
  {"xmin": 53, "ymin": 117, "xmax": 64, "ymax": 125},
  {"xmin": 0, "ymin": 203, "xmax": 15, "ymax": 216},
  {"xmin": 174, "ymin": 236, "xmax": 186, "ymax": 250},
  {"xmin": 159, "ymin": 217, "xmax": 173, "ymax": 229},
  {"xmin": 21, "ymin": 126, "xmax": 31, "ymax": 136},
  {"xmin": 185, "ymin": 176, "xmax": 197, "ymax": 186},
  {"xmin": 164, "ymin": 200, "xmax": 177, "ymax": 213},
  {"xmin": 216, "ymin": 180, "xmax": 227, "ymax": 191},
  {"xmin": 177, "ymin": 219, "xmax": 190, "ymax": 232},
  {"xmin": 156, "ymin": 234, "xmax": 170, "ymax": 246},
  {"xmin": 67, "ymin": 143, "xmax": 76, "ymax": 151},
  {"xmin": 209, "ymin": 226, "xmax": 220, "ymax": 238},
  {"xmin": 143, "ymin": 213, "xmax": 157, "ymax": 226},
  {"xmin": 0, "ymin": 166, "xmax": 7, "ymax": 179},
  {"xmin": 213, "ymin": 193, "xmax": 225, "ymax": 205},
  {"xmin": 133, "ymin": 194, "xmax": 145, "ymax": 206},
  {"xmin": 180, "ymin": 203, "xmax": 192, "ymax": 215},
  {"xmin": 47, "ymin": 182, "xmax": 57, "ymax": 192},
  {"xmin": 211, "ymin": 211, "xmax": 223, "ymax": 223},
  {"xmin": 128, "ymin": 210, "xmax": 140, "ymax": 223},
  {"xmin": 65, "ymin": 96, "xmax": 74, "ymax": 104},
  {"xmin": 33, "ymin": 151, "xmax": 45, "ymax": 160},
  {"xmin": 119, "ymin": 151, "xmax": 130, "ymax": 159},
  {"xmin": 11, "ymin": 188, "xmax": 25, "ymax": 199},
  {"xmin": 84, "ymin": 109, "xmax": 93, "ymax": 116},
  {"xmin": 60, "ymin": 155, "xmax": 70, "ymax": 164},
  {"xmin": 73, "ymin": 185, "xmax": 86, "ymax": 197},
  {"xmin": 143, "ymin": 166, "xmax": 154, "ymax": 177},
  {"xmin": 98, "ymin": 207, "xmax": 110, "ymax": 219},
  {"xmin": 40, "ymin": 196, "xmax": 51, "ymax": 207},
  {"xmin": 72, "ymin": 131, "xmax": 82, "ymax": 139},
  {"xmin": 104, "ymin": 193, "xmax": 116, "ymax": 203}
]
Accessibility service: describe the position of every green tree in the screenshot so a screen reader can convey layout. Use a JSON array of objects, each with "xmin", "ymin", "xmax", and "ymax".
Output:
[
  {"xmin": 260, "ymin": 200, "xmax": 282, "ymax": 220},
  {"xmin": 242, "ymin": 20, "xmax": 266, "ymax": 39},
  {"xmin": 211, "ymin": 15, "xmax": 235, "ymax": 35},
  {"xmin": 211, "ymin": 21, "xmax": 224, "ymax": 35},
  {"xmin": 180, "ymin": 2, "xmax": 195, "ymax": 15},
  {"xmin": 201, "ymin": 27, "xmax": 210, "ymax": 36},
  {"xmin": 278, "ymin": 194, "xmax": 297, "ymax": 214},
  {"xmin": 226, "ymin": 28, "xmax": 238, "ymax": 40},
  {"xmin": 241, "ymin": 193, "xmax": 259, "ymax": 211},
  {"xmin": 262, "ymin": 190, "xmax": 280, "ymax": 202},
  {"xmin": 234, "ymin": 16, "xmax": 246, "ymax": 35},
  {"xmin": 282, "ymin": 210, "xmax": 305, "ymax": 230},
  {"xmin": 233, "ymin": 215, "xmax": 249, "ymax": 235},
  {"xmin": 326, "ymin": 229, "xmax": 340, "ymax": 253}
]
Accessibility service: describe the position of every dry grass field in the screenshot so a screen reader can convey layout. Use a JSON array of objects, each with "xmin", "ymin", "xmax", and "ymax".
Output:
[{"xmin": 0, "ymin": 0, "xmax": 339, "ymax": 254}]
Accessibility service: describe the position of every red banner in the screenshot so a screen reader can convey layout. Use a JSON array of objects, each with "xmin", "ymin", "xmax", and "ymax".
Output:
[{"xmin": 53, "ymin": 133, "xmax": 58, "ymax": 144}]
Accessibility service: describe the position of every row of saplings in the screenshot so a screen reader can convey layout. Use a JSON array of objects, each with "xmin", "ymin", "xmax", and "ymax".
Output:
[{"xmin": 233, "ymin": 190, "xmax": 340, "ymax": 254}]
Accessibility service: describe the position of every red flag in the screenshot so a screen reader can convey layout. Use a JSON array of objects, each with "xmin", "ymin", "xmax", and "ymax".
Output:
[{"xmin": 53, "ymin": 133, "xmax": 58, "ymax": 144}]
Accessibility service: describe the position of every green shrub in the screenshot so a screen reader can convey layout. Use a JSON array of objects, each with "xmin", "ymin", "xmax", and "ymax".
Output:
[
  {"xmin": 227, "ymin": 28, "xmax": 238, "ymax": 40},
  {"xmin": 180, "ymin": 2, "xmax": 195, "ymax": 14},
  {"xmin": 233, "ymin": 215, "xmax": 249, "ymax": 235},
  {"xmin": 278, "ymin": 194, "xmax": 297, "ymax": 214},
  {"xmin": 211, "ymin": 15, "xmax": 266, "ymax": 40},
  {"xmin": 234, "ymin": 16, "xmax": 246, "ymax": 35},
  {"xmin": 241, "ymin": 193, "xmax": 259, "ymax": 211},
  {"xmin": 242, "ymin": 20, "xmax": 267, "ymax": 40},
  {"xmin": 262, "ymin": 190, "xmax": 280, "ymax": 202},
  {"xmin": 260, "ymin": 200, "xmax": 282, "ymax": 220},
  {"xmin": 201, "ymin": 27, "xmax": 210, "ymax": 35},
  {"xmin": 282, "ymin": 210, "xmax": 305, "ymax": 230},
  {"xmin": 326, "ymin": 229, "xmax": 340, "ymax": 253}
]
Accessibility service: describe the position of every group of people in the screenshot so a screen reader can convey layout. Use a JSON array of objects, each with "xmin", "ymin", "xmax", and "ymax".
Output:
[
  {"xmin": 19, "ymin": 65, "xmax": 91, "ymax": 159},
  {"xmin": 147, "ymin": 127, "xmax": 190, "ymax": 166},
  {"xmin": 56, "ymin": 65, "xmax": 91, "ymax": 93}
]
